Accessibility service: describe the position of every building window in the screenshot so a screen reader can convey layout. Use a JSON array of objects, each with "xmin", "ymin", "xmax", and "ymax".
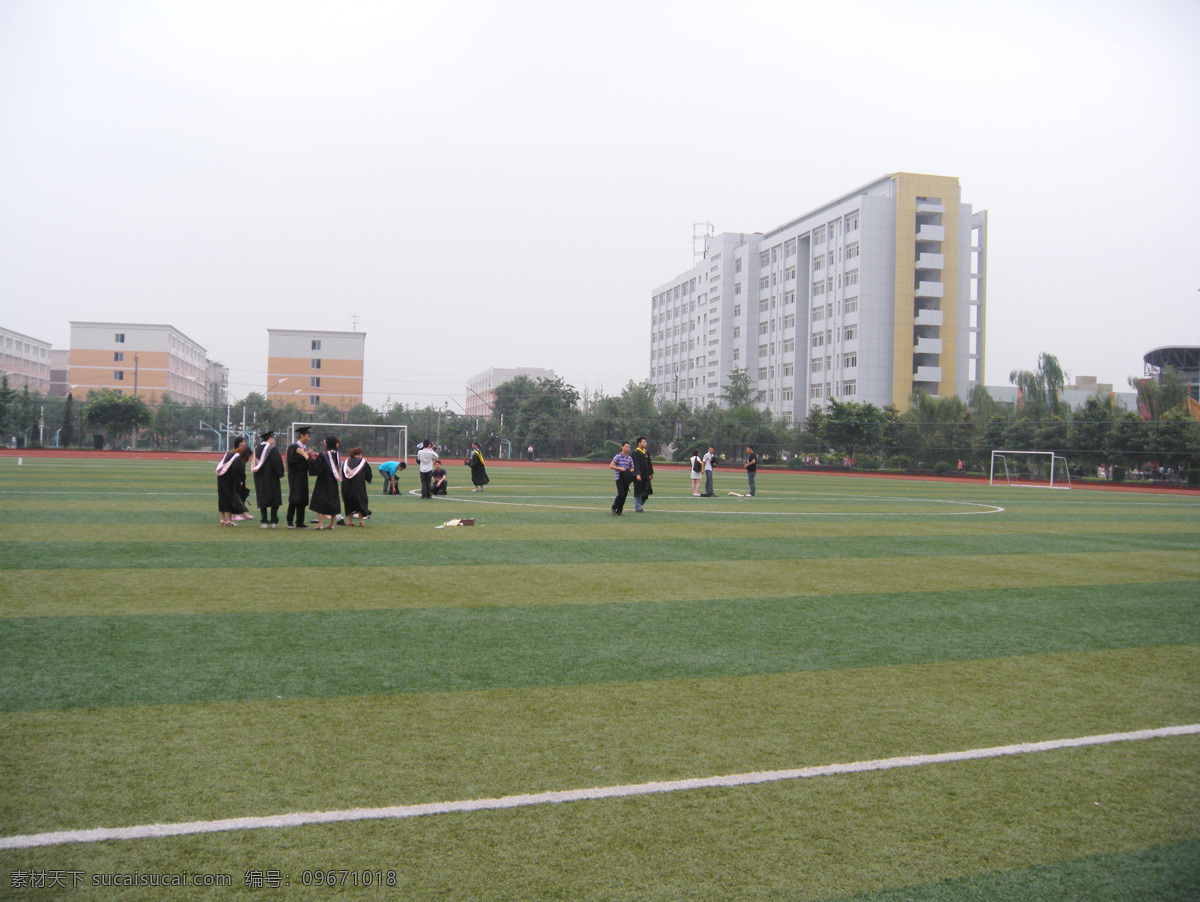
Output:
[
  {"xmin": 311, "ymin": 340, "xmax": 322, "ymax": 350},
  {"xmin": 735, "ymin": 258, "xmax": 742, "ymax": 272},
  {"xmin": 758, "ymin": 367, "xmax": 768, "ymax": 380},
  {"xmin": 812, "ymin": 358, "xmax": 824, "ymax": 372},
  {"xmin": 844, "ymin": 297, "xmax": 858, "ymax": 313},
  {"xmin": 785, "ymin": 265, "xmax": 796, "ymax": 281},
  {"xmin": 733, "ymin": 326, "xmax": 741, "ymax": 338},
  {"xmin": 733, "ymin": 304, "xmax": 741, "ymax": 317},
  {"xmin": 759, "ymin": 300, "xmax": 770, "ymax": 313},
  {"xmin": 844, "ymin": 325, "xmax": 857, "ymax": 340},
  {"xmin": 733, "ymin": 349, "xmax": 740, "ymax": 361},
  {"xmin": 759, "ymin": 251, "xmax": 770, "ymax": 267},
  {"xmin": 784, "ymin": 238, "xmax": 796, "ymax": 257},
  {"xmin": 845, "ymin": 211, "xmax": 860, "ymax": 232},
  {"xmin": 812, "ymin": 307, "xmax": 825, "ymax": 322},
  {"xmin": 760, "ymin": 276, "xmax": 770, "ymax": 290},
  {"xmin": 758, "ymin": 322, "xmax": 769, "ymax": 335},
  {"xmin": 783, "ymin": 364, "xmax": 794, "ymax": 377},
  {"xmin": 846, "ymin": 242, "xmax": 860, "ymax": 259},
  {"xmin": 310, "ymin": 395, "xmax": 321, "ymax": 406},
  {"xmin": 310, "ymin": 377, "xmax": 321, "ymax": 388},
  {"xmin": 813, "ymin": 225, "xmax": 825, "ymax": 244},
  {"xmin": 783, "ymin": 314, "xmax": 795, "ymax": 329},
  {"xmin": 813, "ymin": 282, "xmax": 825, "ymax": 296},
  {"xmin": 785, "ymin": 290, "xmax": 795, "ymax": 306},
  {"xmin": 812, "ymin": 333, "xmax": 825, "ymax": 348},
  {"xmin": 758, "ymin": 345, "xmax": 769, "ymax": 358},
  {"xmin": 845, "ymin": 269, "xmax": 859, "ymax": 286},
  {"xmin": 783, "ymin": 339, "xmax": 795, "ymax": 353},
  {"xmin": 782, "ymin": 388, "xmax": 793, "ymax": 401},
  {"xmin": 114, "ymin": 371, "xmax": 124, "ymax": 380},
  {"xmin": 114, "ymin": 352, "xmax": 124, "ymax": 362},
  {"xmin": 311, "ymin": 359, "xmax": 321, "ymax": 369},
  {"xmin": 843, "ymin": 380, "xmax": 857, "ymax": 396},
  {"xmin": 114, "ymin": 333, "xmax": 125, "ymax": 343},
  {"xmin": 813, "ymin": 256, "xmax": 824, "ymax": 271}
]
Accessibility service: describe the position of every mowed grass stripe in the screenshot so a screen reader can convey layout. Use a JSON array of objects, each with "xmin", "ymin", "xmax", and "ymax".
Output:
[
  {"xmin": 828, "ymin": 840, "xmax": 1200, "ymax": 902},
  {"xmin": 1, "ymin": 646, "xmax": 1193, "ymax": 833},
  {"xmin": 2, "ymin": 583, "xmax": 1195, "ymax": 711},
  {"xmin": 3, "ymin": 737, "xmax": 1196, "ymax": 902},
  {"xmin": 4, "ymin": 551, "xmax": 1197, "ymax": 618},
  {"xmin": 3, "ymin": 532, "xmax": 1198, "ymax": 570}
]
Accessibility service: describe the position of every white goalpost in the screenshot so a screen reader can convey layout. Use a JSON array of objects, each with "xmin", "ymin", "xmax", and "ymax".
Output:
[
  {"xmin": 989, "ymin": 450, "xmax": 1072, "ymax": 489},
  {"xmin": 290, "ymin": 423, "xmax": 408, "ymax": 461}
]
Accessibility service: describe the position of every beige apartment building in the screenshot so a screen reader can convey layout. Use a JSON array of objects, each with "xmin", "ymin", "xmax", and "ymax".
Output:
[
  {"xmin": 0, "ymin": 327, "xmax": 53, "ymax": 394},
  {"xmin": 266, "ymin": 329, "xmax": 365, "ymax": 412},
  {"xmin": 67, "ymin": 322, "xmax": 211, "ymax": 404}
]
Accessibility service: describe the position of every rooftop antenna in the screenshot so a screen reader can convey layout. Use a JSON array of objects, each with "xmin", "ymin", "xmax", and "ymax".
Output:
[
  {"xmin": 351, "ymin": 314, "xmax": 359, "ymax": 332},
  {"xmin": 693, "ymin": 222, "xmax": 715, "ymax": 264}
]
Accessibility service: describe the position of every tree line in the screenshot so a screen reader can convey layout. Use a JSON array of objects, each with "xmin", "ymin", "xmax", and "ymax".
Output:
[{"xmin": 2, "ymin": 353, "xmax": 1196, "ymax": 480}]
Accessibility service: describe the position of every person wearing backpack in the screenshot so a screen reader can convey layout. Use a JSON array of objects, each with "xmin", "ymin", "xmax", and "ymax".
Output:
[{"xmin": 689, "ymin": 449, "xmax": 704, "ymax": 496}]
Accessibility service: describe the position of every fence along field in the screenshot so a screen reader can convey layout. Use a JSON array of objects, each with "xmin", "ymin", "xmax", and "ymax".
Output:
[{"xmin": 0, "ymin": 455, "xmax": 1197, "ymax": 901}]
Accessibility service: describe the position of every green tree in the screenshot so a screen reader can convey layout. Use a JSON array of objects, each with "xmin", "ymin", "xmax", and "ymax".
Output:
[
  {"xmin": 719, "ymin": 367, "xmax": 763, "ymax": 408},
  {"xmin": 818, "ymin": 400, "xmax": 887, "ymax": 459},
  {"xmin": 1068, "ymin": 396, "xmax": 1115, "ymax": 470},
  {"xmin": 85, "ymin": 390, "xmax": 152, "ymax": 445},
  {"xmin": 1009, "ymin": 353, "xmax": 1066, "ymax": 419}
]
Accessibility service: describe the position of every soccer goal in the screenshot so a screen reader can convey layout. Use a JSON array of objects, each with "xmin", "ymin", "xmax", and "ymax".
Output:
[
  {"xmin": 989, "ymin": 450, "xmax": 1071, "ymax": 489},
  {"xmin": 290, "ymin": 423, "xmax": 408, "ymax": 461}
]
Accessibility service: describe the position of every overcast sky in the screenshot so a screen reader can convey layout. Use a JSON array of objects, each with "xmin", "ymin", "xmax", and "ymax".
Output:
[{"xmin": 2, "ymin": 0, "xmax": 1197, "ymax": 409}]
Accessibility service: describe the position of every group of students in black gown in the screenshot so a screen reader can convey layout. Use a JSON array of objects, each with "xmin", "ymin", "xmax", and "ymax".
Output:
[{"xmin": 215, "ymin": 426, "xmax": 372, "ymax": 530}]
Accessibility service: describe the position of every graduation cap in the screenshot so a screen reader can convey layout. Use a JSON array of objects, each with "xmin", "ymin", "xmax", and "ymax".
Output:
[
  {"xmin": 259, "ymin": 430, "xmax": 275, "ymax": 441},
  {"xmin": 295, "ymin": 426, "xmax": 311, "ymax": 436}
]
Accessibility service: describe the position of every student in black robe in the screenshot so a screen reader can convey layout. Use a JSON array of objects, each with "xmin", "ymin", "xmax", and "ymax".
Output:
[
  {"xmin": 632, "ymin": 436, "xmax": 654, "ymax": 513},
  {"xmin": 466, "ymin": 441, "xmax": 490, "ymax": 491},
  {"xmin": 286, "ymin": 426, "xmax": 316, "ymax": 529},
  {"xmin": 216, "ymin": 440, "xmax": 253, "ymax": 527},
  {"xmin": 340, "ymin": 447, "xmax": 373, "ymax": 526},
  {"xmin": 252, "ymin": 431, "xmax": 286, "ymax": 529},
  {"xmin": 308, "ymin": 435, "xmax": 342, "ymax": 530}
]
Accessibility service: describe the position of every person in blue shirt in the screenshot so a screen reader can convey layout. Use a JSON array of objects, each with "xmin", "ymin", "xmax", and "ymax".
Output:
[
  {"xmin": 608, "ymin": 442, "xmax": 635, "ymax": 515},
  {"xmin": 378, "ymin": 460, "xmax": 405, "ymax": 495}
]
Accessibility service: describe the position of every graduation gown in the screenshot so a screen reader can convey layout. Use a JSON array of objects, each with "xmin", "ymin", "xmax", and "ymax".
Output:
[
  {"xmin": 286, "ymin": 441, "xmax": 311, "ymax": 505},
  {"xmin": 632, "ymin": 447, "xmax": 654, "ymax": 498},
  {"xmin": 308, "ymin": 450, "xmax": 342, "ymax": 516},
  {"xmin": 252, "ymin": 443, "xmax": 285, "ymax": 509},
  {"xmin": 216, "ymin": 452, "xmax": 249, "ymax": 514},
  {"xmin": 467, "ymin": 450, "xmax": 490, "ymax": 487},
  {"xmin": 341, "ymin": 459, "xmax": 373, "ymax": 517}
]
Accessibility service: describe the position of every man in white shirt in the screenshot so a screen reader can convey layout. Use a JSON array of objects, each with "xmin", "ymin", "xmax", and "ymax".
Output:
[
  {"xmin": 416, "ymin": 440, "xmax": 439, "ymax": 499},
  {"xmin": 702, "ymin": 446, "xmax": 715, "ymax": 497}
]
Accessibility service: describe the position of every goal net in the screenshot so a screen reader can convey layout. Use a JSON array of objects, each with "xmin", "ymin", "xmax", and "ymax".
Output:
[
  {"xmin": 290, "ymin": 423, "xmax": 408, "ymax": 461},
  {"xmin": 989, "ymin": 450, "xmax": 1071, "ymax": 489}
]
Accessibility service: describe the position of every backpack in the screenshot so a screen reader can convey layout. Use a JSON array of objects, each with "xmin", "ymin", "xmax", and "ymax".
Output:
[{"xmin": 692, "ymin": 457, "xmax": 702, "ymax": 474}]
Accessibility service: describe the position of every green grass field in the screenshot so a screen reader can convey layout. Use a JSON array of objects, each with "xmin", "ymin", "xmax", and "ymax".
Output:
[{"xmin": 1, "ymin": 456, "xmax": 1198, "ymax": 901}]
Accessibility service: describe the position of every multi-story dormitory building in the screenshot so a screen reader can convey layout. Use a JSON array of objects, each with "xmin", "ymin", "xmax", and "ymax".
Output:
[{"xmin": 649, "ymin": 173, "xmax": 987, "ymax": 421}]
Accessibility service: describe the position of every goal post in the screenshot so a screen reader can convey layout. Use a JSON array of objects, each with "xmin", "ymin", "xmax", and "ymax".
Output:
[
  {"xmin": 989, "ymin": 450, "xmax": 1071, "ymax": 489},
  {"xmin": 290, "ymin": 423, "xmax": 408, "ymax": 461}
]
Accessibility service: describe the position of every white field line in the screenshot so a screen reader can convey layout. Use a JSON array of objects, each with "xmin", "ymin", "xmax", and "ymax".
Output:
[
  {"xmin": 436, "ymin": 495, "xmax": 1007, "ymax": 516},
  {"xmin": 3, "ymin": 724, "xmax": 1195, "ymax": 850}
]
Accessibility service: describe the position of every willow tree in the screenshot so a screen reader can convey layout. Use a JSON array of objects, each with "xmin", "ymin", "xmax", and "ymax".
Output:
[{"xmin": 1009, "ymin": 353, "xmax": 1066, "ymax": 419}]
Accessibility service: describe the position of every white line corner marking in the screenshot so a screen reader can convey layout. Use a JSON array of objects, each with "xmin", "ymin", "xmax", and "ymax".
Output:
[{"xmin": 2, "ymin": 724, "xmax": 1196, "ymax": 850}]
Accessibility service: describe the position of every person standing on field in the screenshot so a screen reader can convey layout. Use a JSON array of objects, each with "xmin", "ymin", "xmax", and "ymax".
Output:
[
  {"xmin": 632, "ymin": 436, "xmax": 654, "ymax": 513},
  {"xmin": 609, "ymin": 441, "xmax": 634, "ymax": 515},
  {"xmin": 286, "ymin": 426, "xmax": 317, "ymax": 529},
  {"xmin": 417, "ymin": 440, "xmax": 439, "ymax": 499},
  {"xmin": 744, "ymin": 445, "xmax": 757, "ymax": 497},
  {"xmin": 252, "ymin": 430, "xmax": 285, "ymax": 529},
  {"xmin": 689, "ymin": 449, "xmax": 704, "ymax": 496},
  {"xmin": 702, "ymin": 445, "xmax": 716, "ymax": 496}
]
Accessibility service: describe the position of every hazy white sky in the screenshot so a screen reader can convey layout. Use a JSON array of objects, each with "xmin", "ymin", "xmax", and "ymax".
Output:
[{"xmin": 2, "ymin": 0, "xmax": 1197, "ymax": 408}]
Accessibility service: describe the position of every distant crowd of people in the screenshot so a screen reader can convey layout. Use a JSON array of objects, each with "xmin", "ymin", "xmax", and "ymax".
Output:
[
  {"xmin": 218, "ymin": 432, "xmax": 763, "ymax": 526},
  {"xmin": 215, "ymin": 429, "xmax": 490, "ymax": 529}
]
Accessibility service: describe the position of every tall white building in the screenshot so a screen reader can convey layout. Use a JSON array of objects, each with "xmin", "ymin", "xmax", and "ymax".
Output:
[{"xmin": 650, "ymin": 173, "xmax": 987, "ymax": 420}]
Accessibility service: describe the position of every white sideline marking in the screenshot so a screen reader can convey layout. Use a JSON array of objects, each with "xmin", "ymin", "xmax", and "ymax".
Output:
[{"xmin": 2, "ymin": 724, "xmax": 1196, "ymax": 850}]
